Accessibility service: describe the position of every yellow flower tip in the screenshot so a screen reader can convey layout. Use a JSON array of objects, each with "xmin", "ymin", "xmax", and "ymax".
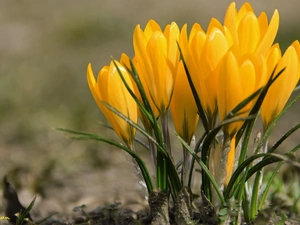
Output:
[
  {"xmin": 87, "ymin": 63, "xmax": 102, "ymax": 106},
  {"xmin": 120, "ymin": 53, "xmax": 131, "ymax": 69},
  {"xmin": 255, "ymin": 8, "xmax": 279, "ymax": 58},
  {"xmin": 228, "ymin": 1, "xmax": 236, "ymax": 9},
  {"xmin": 207, "ymin": 18, "xmax": 223, "ymax": 34},
  {"xmin": 291, "ymin": 40, "xmax": 300, "ymax": 78},
  {"xmin": 243, "ymin": 2, "xmax": 253, "ymax": 11},
  {"xmin": 147, "ymin": 19, "xmax": 160, "ymax": 29},
  {"xmin": 134, "ymin": 24, "xmax": 142, "ymax": 38},
  {"xmin": 144, "ymin": 19, "xmax": 162, "ymax": 36},
  {"xmin": 87, "ymin": 63, "xmax": 94, "ymax": 80}
]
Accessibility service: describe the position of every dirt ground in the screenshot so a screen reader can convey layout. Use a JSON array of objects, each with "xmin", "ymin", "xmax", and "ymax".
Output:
[{"xmin": 0, "ymin": 0, "xmax": 300, "ymax": 223}]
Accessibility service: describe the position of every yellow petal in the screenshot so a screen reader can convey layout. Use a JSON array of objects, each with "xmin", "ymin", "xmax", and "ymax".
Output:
[
  {"xmin": 291, "ymin": 40, "xmax": 300, "ymax": 79},
  {"xmin": 261, "ymin": 45, "xmax": 298, "ymax": 127},
  {"xmin": 207, "ymin": 18, "xmax": 224, "ymax": 35},
  {"xmin": 238, "ymin": 57, "xmax": 256, "ymax": 109},
  {"xmin": 190, "ymin": 30, "xmax": 206, "ymax": 69},
  {"xmin": 239, "ymin": 59, "xmax": 255, "ymax": 94},
  {"xmin": 87, "ymin": 63, "xmax": 101, "ymax": 106},
  {"xmin": 146, "ymin": 31, "xmax": 168, "ymax": 111},
  {"xmin": 255, "ymin": 10, "xmax": 279, "ymax": 57},
  {"xmin": 87, "ymin": 63, "xmax": 114, "ymax": 126},
  {"xmin": 236, "ymin": 2, "xmax": 253, "ymax": 23},
  {"xmin": 200, "ymin": 27, "xmax": 230, "ymax": 115},
  {"xmin": 170, "ymin": 61, "xmax": 199, "ymax": 143},
  {"xmin": 238, "ymin": 12, "xmax": 260, "ymax": 55},
  {"xmin": 257, "ymin": 12, "xmax": 268, "ymax": 40},
  {"xmin": 107, "ymin": 61, "xmax": 137, "ymax": 144},
  {"xmin": 164, "ymin": 21, "xmax": 180, "ymax": 67},
  {"xmin": 179, "ymin": 25, "xmax": 203, "ymax": 113},
  {"xmin": 133, "ymin": 25, "xmax": 154, "ymax": 93},
  {"xmin": 144, "ymin": 19, "xmax": 162, "ymax": 40},
  {"xmin": 202, "ymin": 27, "xmax": 230, "ymax": 78},
  {"xmin": 266, "ymin": 44, "xmax": 281, "ymax": 79},
  {"xmin": 189, "ymin": 23, "xmax": 204, "ymax": 40},
  {"xmin": 224, "ymin": 2, "xmax": 238, "ymax": 44},
  {"xmin": 218, "ymin": 51, "xmax": 241, "ymax": 123},
  {"xmin": 217, "ymin": 51, "xmax": 257, "ymax": 137},
  {"xmin": 275, "ymin": 46, "xmax": 298, "ymax": 113},
  {"xmin": 165, "ymin": 22, "xmax": 180, "ymax": 101},
  {"xmin": 120, "ymin": 53, "xmax": 130, "ymax": 69}
]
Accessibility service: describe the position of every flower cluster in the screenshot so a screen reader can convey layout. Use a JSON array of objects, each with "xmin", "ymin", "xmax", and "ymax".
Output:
[
  {"xmin": 87, "ymin": 2, "xmax": 299, "ymax": 188},
  {"xmin": 78, "ymin": 2, "xmax": 300, "ymax": 223}
]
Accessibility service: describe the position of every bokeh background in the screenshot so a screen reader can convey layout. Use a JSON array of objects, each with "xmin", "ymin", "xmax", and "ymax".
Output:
[{"xmin": 0, "ymin": 0, "xmax": 299, "ymax": 219}]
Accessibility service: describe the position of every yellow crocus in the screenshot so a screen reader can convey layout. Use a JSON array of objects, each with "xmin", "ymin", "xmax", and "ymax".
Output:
[
  {"xmin": 261, "ymin": 41, "xmax": 300, "ymax": 128},
  {"xmin": 120, "ymin": 53, "xmax": 160, "ymax": 131},
  {"xmin": 87, "ymin": 57, "xmax": 138, "ymax": 147},
  {"xmin": 133, "ymin": 20, "xmax": 180, "ymax": 114},
  {"xmin": 218, "ymin": 51, "xmax": 258, "ymax": 137},
  {"xmin": 179, "ymin": 19, "xmax": 232, "ymax": 125},
  {"xmin": 217, "ymin": 51, "xmax": 267, "ymax": 185},
  {"xmin": 170, "ymin": 61, "xmax": 199, "ymax": 144},
  {"xmin": 224, "ymin": 2, "xmax": 279, "ymax": 58}
]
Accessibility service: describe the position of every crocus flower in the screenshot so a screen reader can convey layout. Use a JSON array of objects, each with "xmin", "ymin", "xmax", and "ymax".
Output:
[
  {"xmin": 133, "ymin": 20, "xmax": 180, "ymax": 114},
  {"xmin": 170, "ymin": 61, "xmax": 199, "ymax": 144},
  {"xmin": 217, "ymin": 51, "xmax": 268, "ymax": 185},
  {"xmin": 217, "ymin": 51, "xmax": 268, "ymax": 137},
  {"xmin": 120, "ymin": 54, "xmax": 160, "ymax": 130},
  {"xmin": 224, "ymin": 2, "xmax": 279, "ymax": 58},
  {"xmin": 261, "ymin": 41, "xmax": 300, "ymax": 128},
  {"xmin": 87, "ymin": 56, "xmax": 138, "ymax": 147},
  {"xmin": 179, "ymin": 19, "xmax": 232, "ymax": 127},
  {"xmin": 213, "ymin": 2, "xmax": 280, "ymax": 186}
]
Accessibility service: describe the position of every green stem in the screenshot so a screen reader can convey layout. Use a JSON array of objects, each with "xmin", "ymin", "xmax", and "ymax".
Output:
[
  {"xmin": 242, "ymin": 191, "xmax": 250, "ymax": 223},
  {"xmin": 161, "ymin": 111, "xmax": 173, "ymax": 162},
  {"xmin": 250, "ymin": 170, "xmax": 261, "ymax": 221},
  {"xmin": 156, "ymin": 152, "xmax": 167, "ymax": 192}
]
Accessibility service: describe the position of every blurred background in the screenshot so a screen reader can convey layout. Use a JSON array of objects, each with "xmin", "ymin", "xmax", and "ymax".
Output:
[{"xmin": 0, "ymin": 0, "xmax": 299, "ymax": 219}]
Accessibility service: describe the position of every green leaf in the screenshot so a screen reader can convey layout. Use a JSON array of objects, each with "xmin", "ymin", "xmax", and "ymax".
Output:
[
  {"xmin": 258, "ymin": 161, "xmax": 284, "ymax": 211},
  {"xmin": 16, "ymin": 196, "xmax": 36, "ymax": 225},
  {"xmin": 175, "ymin": 132, "xmax": 225, "ymax": 205},
  {"xmin": 101, "ymin": 101, "xmax": 179, "ymax": 194},
  {"xmin": 246, "ymin": 148, "xmax": 300, "ymax": 181},
  {"xmin": 250, "ymin": 170, "xmax": 261, "ymax": 221},
  {"xmin": 268, "ymin": 123, "xmax": 300, "ymax": 154},
  {"xmin": 58, "ymin": 128, "xmax": 154, "ymax": 194}
]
